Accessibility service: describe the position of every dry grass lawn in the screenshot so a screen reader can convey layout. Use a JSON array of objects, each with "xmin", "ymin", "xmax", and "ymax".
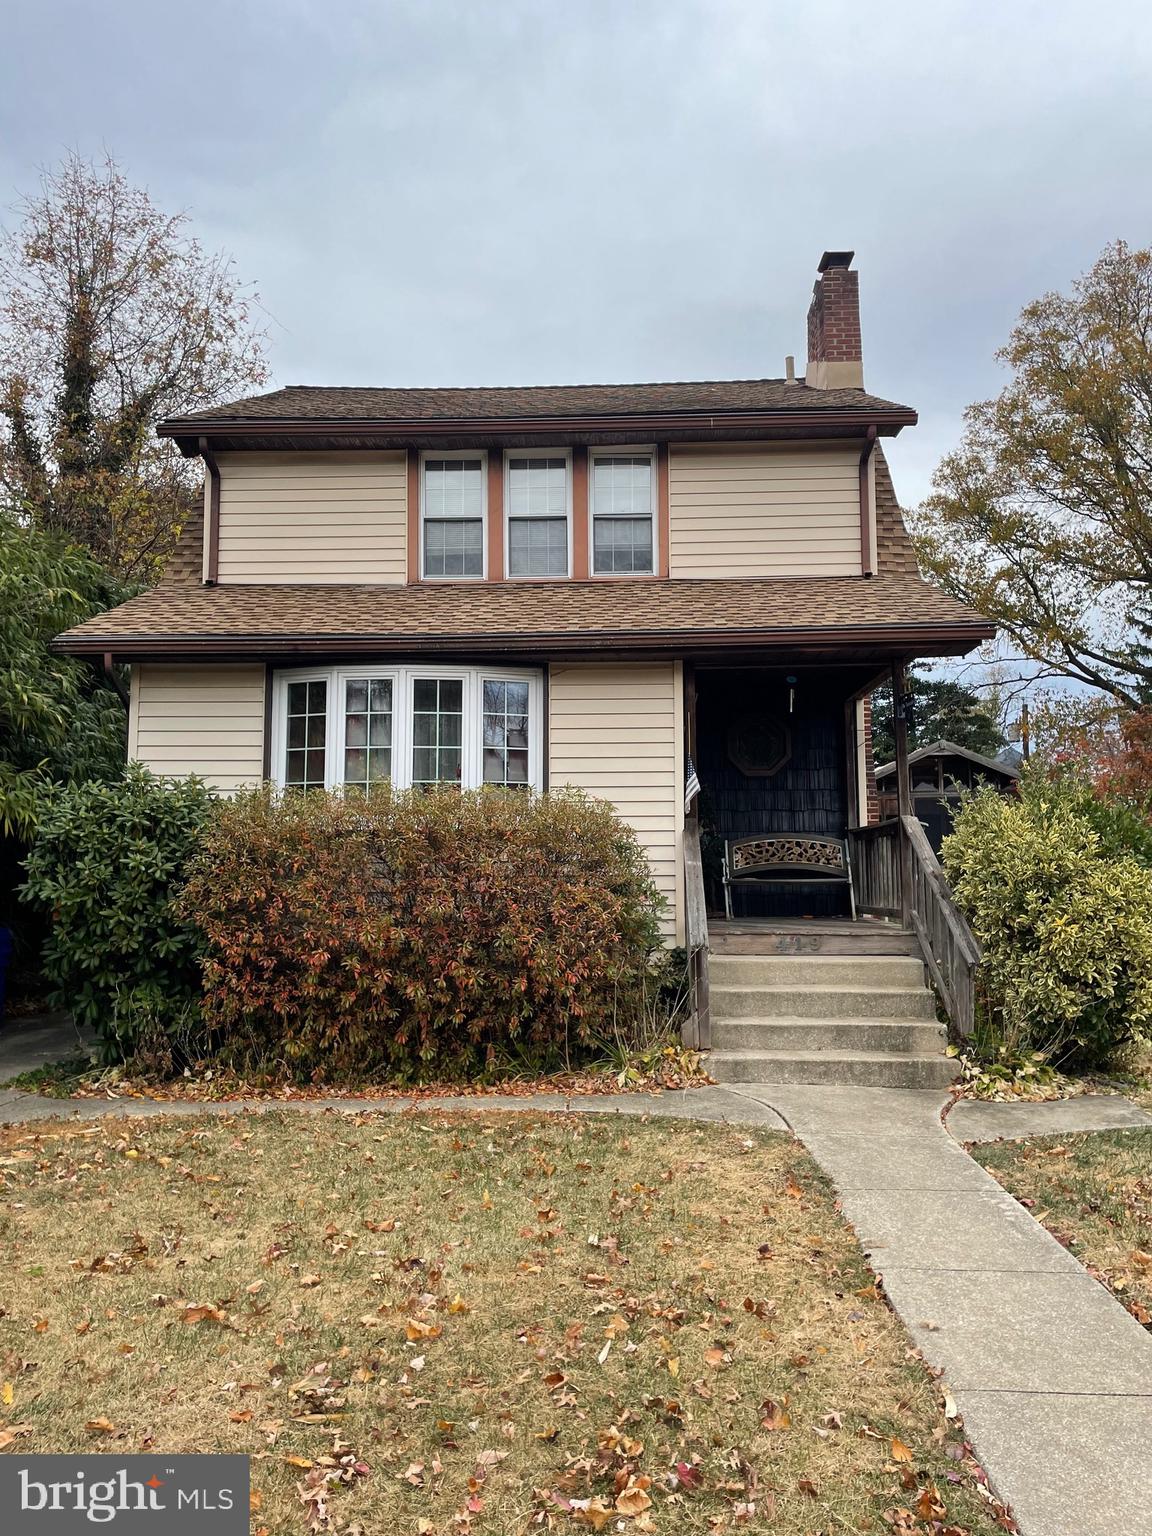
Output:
[
  {"xmin": 974, "ymin": 1129, "xmax": 1152, "ymax": 1328},
  {"xmin": 0, "ymin": 1111, "xmax": 1007, "ymax": 1534}
]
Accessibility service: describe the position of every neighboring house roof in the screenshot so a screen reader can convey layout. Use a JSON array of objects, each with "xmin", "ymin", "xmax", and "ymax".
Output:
[
  {"xmin": 54, "ymin": 570, "xmax": 991, "ymax": 658},
  {"xmin": 161, "ymin": 378, "xmax": 915, "ymax": 429},
  {"xmin": 874, "ymin": 740, "xmax": 1020, "ymax": 782}
]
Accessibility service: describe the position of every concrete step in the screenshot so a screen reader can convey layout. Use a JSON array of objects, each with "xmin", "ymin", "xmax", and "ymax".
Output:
[
  {"xmin": 711, "ymin": 983, "xmax": 937, "ymax": 1021},
  {"xmin": 708, "ymin": 1048, "xmax": 959, "ymax": 1089},
  {"xmin": 709, "ymin": 954, "xmax": 927, "ymax": 988},
  {"xmin": 709, "ymin": 1015, "xmax": 947, "ymax": 1054},
  {"xmin": 710, "ymin": 927, "xmax": 919, "ymax": 956}
]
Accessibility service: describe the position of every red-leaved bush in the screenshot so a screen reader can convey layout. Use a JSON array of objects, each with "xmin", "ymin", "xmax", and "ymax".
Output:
[{"xmin": 177, "ymin": 786, "xmax": 664, "ymax": 1081}]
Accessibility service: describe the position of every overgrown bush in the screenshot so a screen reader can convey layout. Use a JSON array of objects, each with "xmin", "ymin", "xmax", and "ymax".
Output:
[
  {"xmin": 943, "ymin": 771, "xmax": 1152, "ymax": 1065},
  {"xmin": 20, "ymin": 765, "xmax": 214, "ymax": 1057},
  {"xmin": 178, "ymin": 786, "xmax": 665, "ymax": 1081}
]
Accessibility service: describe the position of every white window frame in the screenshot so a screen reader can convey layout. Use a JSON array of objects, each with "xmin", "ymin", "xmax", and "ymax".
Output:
[
  {"xmin": 271, "ymin": 664, "xmax": 543, "ymax": 792},
  {"xmin": 420, "ymin": 449, "xmax": 488, "ymax": 581},
  {"xmin": 589, "ymin": 445, "xmax": 657, "ymax": 578},
  {"xmin": 503, "ymin": 448, "xmax": 572, "ymax": 580}
]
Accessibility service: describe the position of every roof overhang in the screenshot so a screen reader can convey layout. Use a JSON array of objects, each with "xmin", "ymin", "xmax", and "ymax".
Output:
[
  {"xmin": 58, "ymin": 619, "xmax": 992, "ymax": 664},
  {"xmin": 158, "ymin": 407, "xmax": 918, "ymax": 457}
]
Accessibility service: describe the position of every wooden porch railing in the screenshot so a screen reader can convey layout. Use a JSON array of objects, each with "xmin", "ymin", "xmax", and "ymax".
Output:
[
  {"xmin": 682, "ymin": 819, "xmax": 710, "ymax": 1049},
  {"xmin": 848, "ymin": 817, "xmax": 981, "ymax": 1040},
  {"xmin": 847, "ymin": 820, "xmax": 902, "ymax": 919}
]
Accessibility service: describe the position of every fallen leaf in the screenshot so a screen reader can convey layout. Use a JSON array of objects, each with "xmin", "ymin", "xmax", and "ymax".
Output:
[
  {"xmin": 85, "ymin": 1418, "xmax": 116, "ymax": 1436},
  {"xmin": 759, "ymin": 1398, "xmax": 791, "ymax": 1432},
  {"xmin": 891, "ymin": 1437, "xmax": 913, "ymax": 1462},
  {"xmin": 616, "ymin": 1484, "xmax": 653, "ymax": 1517}
]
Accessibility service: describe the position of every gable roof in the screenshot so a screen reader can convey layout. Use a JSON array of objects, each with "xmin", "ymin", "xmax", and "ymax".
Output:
[
  {"xmin": 161, "ymin": 378, "xmax": 915, "ymax": 431},
  {"xmin": 875, "ymin": 740, "xmax": 1020, "ymax": 782}
]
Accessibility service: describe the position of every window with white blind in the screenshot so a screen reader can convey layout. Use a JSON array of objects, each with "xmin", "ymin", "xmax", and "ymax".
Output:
[
  {"xmin": 421, "ymin": 454, "xmax": 486, "ymax": 578},
  {"xmin": 272, "ymin": 667, "xmax": 542, "ymax": 792},
  {"xmin": 506, "ymin": 453, "xmax": 570, "ymax": 577},
  {"xmin": 590, "ymin": 451, "xmax": 655, "ymax": 574}
]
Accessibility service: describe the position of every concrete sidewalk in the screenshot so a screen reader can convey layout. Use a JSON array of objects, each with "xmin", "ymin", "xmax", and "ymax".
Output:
[{"xmin": 726, "ymin": 1082, "xmax": 1152, "ymax": 1536}]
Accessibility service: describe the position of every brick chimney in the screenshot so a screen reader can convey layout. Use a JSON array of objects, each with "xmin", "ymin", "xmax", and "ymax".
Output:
[{"xmin": 805, "ymin": 250, "xmax": 863, "ymax": 390}]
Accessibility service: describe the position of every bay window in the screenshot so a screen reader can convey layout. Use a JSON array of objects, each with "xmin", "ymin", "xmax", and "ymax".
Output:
[
  {"xmin": 506, "ymin": 453, "xmax": 570, "ymax": 577},
  {"xmin": 590, "ymin": 451, "xmax": 655, "ymax": 574},
  {"xmin": 272, "ymin": 666, "xmax": 542, "ymax": 792},
  {"xmin": 422, "ymin": 454, "xmax": 485, "ymax": 578}
]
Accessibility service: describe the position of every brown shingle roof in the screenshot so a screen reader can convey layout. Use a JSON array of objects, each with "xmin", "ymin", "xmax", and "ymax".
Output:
[
  {"xmin": 164, "ymin": 378, "xmax": 914, "ymax": 427},
  {"xmin": 55, "ymin": 573, "xmax": 989, "ymax": 657}
]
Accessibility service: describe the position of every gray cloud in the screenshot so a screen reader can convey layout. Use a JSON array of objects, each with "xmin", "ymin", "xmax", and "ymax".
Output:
[{"xmin": 3, "ymin": 0, "xmax": 1150, "ymax": 504}]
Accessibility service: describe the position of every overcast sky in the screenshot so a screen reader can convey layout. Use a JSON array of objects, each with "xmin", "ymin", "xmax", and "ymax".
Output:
[{"xmin": 2, "ymin": 0, "xmax": 1150, "ymax": 507}]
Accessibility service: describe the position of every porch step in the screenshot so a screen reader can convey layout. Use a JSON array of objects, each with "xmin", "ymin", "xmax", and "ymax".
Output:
[
  {"xmin": 710, "ymin": 954, "xmax": 926, "ymax": 988},
  {"xmin": 709, "ymin": 1015, "xmax": 946, "ymax": 1054},
  {"xmin": 700, "ymin": 930, "xmax": 952, "ymax": 1089},
  {"xmin": 710, "ymin": 983, "xmax": 937, "ymax": 1021},
  {"xmin": 708, "ymin": 1048, "xmax": 958, "ymax": 1090},
  {"xmin": 710, "ymin": 925, "xmax": 919, "ymax": 957}
]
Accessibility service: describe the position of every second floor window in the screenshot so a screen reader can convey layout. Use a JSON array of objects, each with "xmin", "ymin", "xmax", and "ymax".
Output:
[
  {"xmin": 423, "ymin": 456, "xmax": 485, "ymax": 578},
  {"xmin": 591, "ymin": 452, "xmax": 655, "ymax": 574},
  {"xmin": 507, "ymin": 454, "xmax": 570, "ymax": 577}
]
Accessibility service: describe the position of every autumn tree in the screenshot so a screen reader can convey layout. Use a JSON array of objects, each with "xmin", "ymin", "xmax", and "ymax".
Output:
[
  {"xmin": 0, "ymin": 153, "xmax": 268, "ymax": 579},
  {"xmin": 914, "ymin": 241, "xmax": 1152, "ymax": 710}
]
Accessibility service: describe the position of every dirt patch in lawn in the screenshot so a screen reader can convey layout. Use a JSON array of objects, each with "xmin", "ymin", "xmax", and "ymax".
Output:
[
  {"xmin": 973, "ymin": 1129, "xmax": 1152, "ymax": 1328},
  {"xmin": 0, "ymin": 1112, "xmax": 1007, "ymax": 1534}
]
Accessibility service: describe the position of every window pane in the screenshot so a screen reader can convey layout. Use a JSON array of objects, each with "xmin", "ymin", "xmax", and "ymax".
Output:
[
  {"xmin": 593, "ymin": 514, "xmax": 654, "ymax": 574},
  {"xmin": 481, "ymin": 676, "xmax": 532, "ymax": 787},
  {"xmin": 424, "ymin": 458, "xmax": 484, "ymax": 517},
  {"xmin": 283, "ymin": 679, "xmax": 328, "ymax": 790},
  {"xmin": 592, "ymin": 455, "xmax": 653, "ymax": 517},
  {"xmin": 508, "ymin": 516, "xmax": 567, "ymax": 576},
  {"xmin": 508, "ymin": 457, "xmax": 567, "ymax": 517},
  {"xmin": 411, "ymin": 678, "xmax": 465, "ymax": 786},
  {"xmin": 424, "ymin": 517, "xmax": 483, "ymax": 577},
  {"xmin": 342, "ymin": 676, "xmax": 392, "ymax": 791}
]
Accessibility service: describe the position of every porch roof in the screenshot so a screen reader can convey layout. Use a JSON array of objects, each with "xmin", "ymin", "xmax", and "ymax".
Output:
[{"xmin": 55, "ymin": 569, "xmax": 992, "ymax": 661}]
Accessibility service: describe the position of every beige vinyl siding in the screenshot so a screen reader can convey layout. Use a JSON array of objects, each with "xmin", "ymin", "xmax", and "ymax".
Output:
[
  {"xmin": 668, "ymin": 443, "xmax": 862, "ymax": 577},
  {"xmin": 130, "ymin": 665, "xmax": 266, "ymax": 793},
  {"xmin": 216, "ymin": 451, "xmax": 407, "ymax": 584},
  {"xmin": 548, "ymin": 662, "xmax": 684, "ymax": 942}
]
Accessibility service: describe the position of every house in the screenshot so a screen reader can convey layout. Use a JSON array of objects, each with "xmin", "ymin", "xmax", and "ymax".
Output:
[
  {"xmin": 54, "ymin": 251, "xmax": 994, "ymax": 1087},
  {"xmin": 876, "ymin": 739, "xmax": 1019, "ymax": 853}
]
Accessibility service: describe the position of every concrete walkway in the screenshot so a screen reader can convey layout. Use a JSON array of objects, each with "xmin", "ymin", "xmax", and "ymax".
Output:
[
  {"xmin": 0, "ymin": 1012, "xmax": 94, "ymax": 1077},
  {"xmin": 725, "ymin": 1082, "xmax": 1152, "ymax": 1536},
  {"xmin": 2, "ymin": 1071, "xmax": 1151, "ymax": 1534}
]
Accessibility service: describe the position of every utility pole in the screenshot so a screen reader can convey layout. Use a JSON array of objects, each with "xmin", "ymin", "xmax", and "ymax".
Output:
[{"xmin": 1020, "ymin": 700, "xmax": 1031, "ymax": 761}]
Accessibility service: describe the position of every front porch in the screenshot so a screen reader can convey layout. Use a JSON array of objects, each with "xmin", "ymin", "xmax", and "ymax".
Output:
[{"xmin": 681, "ymin": 657, "xmax": 981, "ymax": 1086}]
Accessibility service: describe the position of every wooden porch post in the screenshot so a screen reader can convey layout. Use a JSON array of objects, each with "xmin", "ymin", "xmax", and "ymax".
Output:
[{"xmin": 891, "ymin": 659, "xmax": 913, "ymax": 929}]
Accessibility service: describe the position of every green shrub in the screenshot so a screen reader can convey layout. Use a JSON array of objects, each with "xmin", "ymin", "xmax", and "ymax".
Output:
[
  {"xmin": 20, "ymin": 765, "xmax": 215, "ymax": 1057},
  {"xmin": 942, "ymin": 771, "xmax": 1152, "ymax": 1065},
  {"xmin": 177, "ymin": 786, "xmax": 664, "ymax": 1082}
]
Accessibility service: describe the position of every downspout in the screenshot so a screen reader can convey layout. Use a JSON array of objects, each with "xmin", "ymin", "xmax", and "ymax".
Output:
[
  {"xmin": 101, "ymin": 652, "xmax": 130, "ymax": 710},
  {"xmin": 200, "ymin": 434, "xmax": 221, "ymax": 585},
  {"xmin": 858, "ymin": 424, "xmax": 878, "ymax": 576}
]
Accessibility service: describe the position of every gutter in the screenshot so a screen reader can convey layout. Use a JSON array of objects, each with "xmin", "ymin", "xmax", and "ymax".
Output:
[
  {"xmin": 859, "ymin": 425, "xmax": 878, "ymax": 575},
  {"xmin": 199, "ymin": 435, "xmax": 221, "ymax": 584},
  {"xmin": 100, "ymin": 652, "xmax": 130, "ymax": 710}
]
